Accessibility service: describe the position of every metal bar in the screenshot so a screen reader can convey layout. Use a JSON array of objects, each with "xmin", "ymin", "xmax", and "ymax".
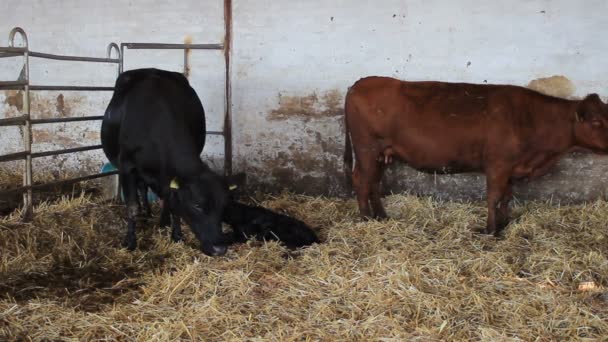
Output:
[
  {"xmin": 223, "ymin": 0, "xmax": 233, "ymax": 176},
  {"xmin": 207, "ymin": 130, "xmax": 224, "ymax": 136},
  {"xmin": 0, "ymin": 151, "xmax": 28, "ymax": 163},
  {"xmin": 0, "ymin": 115, "xmax": 27, "ymax": 127},
  {"xmin": 0, "ymin": 80, "xmax": 26, "ymax": 89},
  {"xmin": 29, "ymin": 51, "xmax": 119, "ymax": 63},
  {"xmin": 0, "ymin": 171, "xmax": 119, "ymax": 197},
  {"xmin": 0, "ymin": 46, "xmax": 26, "ymax": 53},
  {"xmin": 22, "ymin": 47, "xmax": 33, "ymax": 220},
  {"xmin": 0, "ymin": 184, "xmax": 29, "ymax": 197},
  {"xmin": 32, "ymin": 115, "xmax": 103, "ymax": 124},
  {"xmin": 8, "ymin": 27, "xmax": 28, "ymax": 48},
  {"xmin": 32, "ymin": 171, "xmax": 118, "ymax": 191},
  {"xmin": 122, "ymin": 42, "xmax": 224, "ymax": 50},
  {"xmin": 31, "ymin": 145, "xmax": 102, "ymax": 159},
  {"xmin": 29, "ymin": 85, "xmax": 114, "ymax": 91},
  {"xmin": 0, "ymin": 52, "xmax": 22, "ymax": 58}
]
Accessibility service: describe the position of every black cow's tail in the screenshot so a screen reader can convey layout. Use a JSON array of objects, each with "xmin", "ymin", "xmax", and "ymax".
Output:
[{"xmin": 343, "ymin": 92, "xmax": 354, "ymax": 192}]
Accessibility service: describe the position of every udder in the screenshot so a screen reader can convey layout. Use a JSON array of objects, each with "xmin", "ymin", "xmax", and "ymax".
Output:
[{"xmin": 377, "ymin": 146, "xmax": 395, "ymax": 164}]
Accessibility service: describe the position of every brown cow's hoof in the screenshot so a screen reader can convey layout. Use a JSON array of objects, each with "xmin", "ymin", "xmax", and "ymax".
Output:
[
  {"xmin": 493, "ymin": 229, "xmax": 506, "ymax": 239},
  {"xmin": 360, "ymin": 215, "xmax": 387, "ymax": 222},
  {"xmin": 373, "ymin": 215, "xmax": 388, "ymax": 221},
  {"xmin": 360, "ymin": 214, "xmax": 373, "ymax": 221},
  {"xmin": 472, "ymin": 227, "xmax": 492, "ymax": 235}
]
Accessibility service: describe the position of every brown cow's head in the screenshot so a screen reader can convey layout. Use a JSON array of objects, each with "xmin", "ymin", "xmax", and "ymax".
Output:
[{"xmin": 573, "ymin": 94, "xmax": 608, "ymax": 152}]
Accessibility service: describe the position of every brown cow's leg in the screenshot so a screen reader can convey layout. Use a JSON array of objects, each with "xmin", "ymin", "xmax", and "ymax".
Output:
[
  {"xmin": 496, "ymin": 182, "xmax": 513, "ymax": 234},
  {"xmin": 356, "ymin": 151, "xmax": 386, "ymax": 220},
  {"xmin": 370, "ymin": 163, "xmax": 387, "ymax": 219},
  {"xmin": 485, "ymin": 168, "xmax": 511, "ymax": 236},
  {"xmin": 353, "ymin": 163, "xmax": 373, "ymax": 219}
]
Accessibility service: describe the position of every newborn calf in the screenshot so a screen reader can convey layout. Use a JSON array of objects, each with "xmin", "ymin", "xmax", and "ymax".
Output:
[{"xmin": 223, "ymin": 201, "xmax": 320, "ymax": 248}]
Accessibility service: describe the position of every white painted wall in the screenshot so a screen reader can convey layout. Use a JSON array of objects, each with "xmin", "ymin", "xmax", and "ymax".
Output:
[
  {"xmin": 0, "ymin": 0, "xmax": 227, "ymax": 178},
  {"xmin": 230, "ymin": 0, "xmax": 608, "ymax": 199},
  {"xmin": 2, "ymin": 0, "xmax": 608, "ymax": 200}
]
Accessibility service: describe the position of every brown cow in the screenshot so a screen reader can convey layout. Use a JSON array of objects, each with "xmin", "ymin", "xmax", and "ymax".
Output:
[{"xmin": 343, "ymin": 76, "xmax": 608, "ymax": 236}]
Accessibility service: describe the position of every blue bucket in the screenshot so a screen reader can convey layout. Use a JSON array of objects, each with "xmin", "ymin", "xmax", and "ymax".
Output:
[{"xmin": 101, "ymin": 162, "xmax": 159, "ymax": 202}]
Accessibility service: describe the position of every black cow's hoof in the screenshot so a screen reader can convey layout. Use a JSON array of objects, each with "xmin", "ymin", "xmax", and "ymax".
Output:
[
  {"xmin": 122, "ymin": 239, "xmax": 137, "ymax": 251},
  {"xmin": 159, "ymin": 217, "xmax": 170, "ymax": 228},
  {"xmin": 202, "ymin": 244, "xmax": 228, "ymax": 257},
  {"xmin": 171, "ymin": 233, "xmax": 184, "ymax": 243}
]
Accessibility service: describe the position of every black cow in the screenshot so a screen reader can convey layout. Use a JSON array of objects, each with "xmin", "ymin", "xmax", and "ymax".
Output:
[
  {"xmin": 223, "ymin": 201, "xmax": 320, "ymax": 248},
  {"xmin": 101, "ymin": 68, "xmax": 233, "ymax": 256}
]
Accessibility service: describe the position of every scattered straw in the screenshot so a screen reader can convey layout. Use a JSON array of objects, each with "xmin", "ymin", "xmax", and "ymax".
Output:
[{"xmin": 0, "ymin": 191, "xmax": 606, "ymax": 340}]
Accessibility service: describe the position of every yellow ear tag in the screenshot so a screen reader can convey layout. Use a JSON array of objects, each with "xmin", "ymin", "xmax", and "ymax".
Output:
[
  {"xmin": 229, "ymin": 184, "xmax": 238, "ymax": 190},
  {"xmin": 170, "ymin": 179, "xmax": 179, "ymax": 189}
]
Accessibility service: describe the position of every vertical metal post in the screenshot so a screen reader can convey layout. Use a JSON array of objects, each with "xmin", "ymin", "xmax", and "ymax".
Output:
[
  {"xmin": 9, "ymin": 27, "xmax": 33, "ymax": 220},
  {"xmin": 119, "ymin": 44, "xmax": 124, "ymax": 74},
  {"xmin": 23, "ymin": 48, "xmax": 32, "ymax": 220},
  {"xmin": 223, "ymin": 0, "xmax": 233, "ymax": 176},
  {"xmin": 107, "ymin": 42, "xmax": 122, "ymax": 200},
  {"xmin": 183, "ymin": 47, "xmax": 190, "ymax": 78}
]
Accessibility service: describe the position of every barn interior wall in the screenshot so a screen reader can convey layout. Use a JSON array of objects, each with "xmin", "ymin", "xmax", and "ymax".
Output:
[
  {"xmin": 1, "ymin": 0, "xmax": 608, "ymax": 202},
  {"xmin": 231, "ymin": 0, "xmax": 608, "ymax": 202}
]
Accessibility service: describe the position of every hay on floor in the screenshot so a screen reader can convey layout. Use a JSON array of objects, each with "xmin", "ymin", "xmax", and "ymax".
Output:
[{"xmin": 0, "ymin": 192, "xmax": 606, "ymax": 340}]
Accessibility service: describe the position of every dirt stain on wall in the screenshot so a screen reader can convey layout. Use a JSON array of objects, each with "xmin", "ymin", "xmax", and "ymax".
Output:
[
  {"xmin": 33, "ymin": 129, "xmax": 77, "ymax": 146},
  {"xmin": 268, "ymin": 89, "xmax": 343, "ymax": 121},
  {"xmin": 3, "ymin": 91, "xmax": 84, "ymax": 119},
  {"xmin": 55, "ymin": 94, "xmax": 71, "ymax": 117},
  {"xmin": 527, "ymin": 75, "xmax": 575, "ymax": 99},
  {"xmin": 4, "ymin": 90, "xmax": 24, "ymax": 113}
]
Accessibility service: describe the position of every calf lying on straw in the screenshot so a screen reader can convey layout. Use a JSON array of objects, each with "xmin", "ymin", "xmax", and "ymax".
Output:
[{"xmin": 223, "ymin": 201, "xmax": 320, "ymax": 248}]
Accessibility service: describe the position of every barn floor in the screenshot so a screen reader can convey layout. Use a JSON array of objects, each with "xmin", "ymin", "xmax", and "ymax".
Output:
[{"xmin": 0, "ymin": 191, "xmax": 607, "ymax": 341}]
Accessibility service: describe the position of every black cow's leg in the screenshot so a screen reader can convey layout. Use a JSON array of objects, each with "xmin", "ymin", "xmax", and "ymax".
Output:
[
  {"xmin": 159, "ymin": 200, "xmax": 170, "ymax": 227},
  {"xmin": 121, "ymin": 171, "xmax": 139, "ymax": 251},
  {"xmin": 485, "ymin": 167, "xmax": 511, "ymax": 236},
  {"xmin": 137, "ymin": 179, "xmax": 151, "ymax": 217},
  {"xmin": 171, "ymin": 212, "xmax": 184, "ymax": 243}
]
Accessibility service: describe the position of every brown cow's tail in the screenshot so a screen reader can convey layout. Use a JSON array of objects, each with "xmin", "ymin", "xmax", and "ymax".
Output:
[{"xmin": 343, "ymin": 93, "xmax": 354, "ymax": 192}]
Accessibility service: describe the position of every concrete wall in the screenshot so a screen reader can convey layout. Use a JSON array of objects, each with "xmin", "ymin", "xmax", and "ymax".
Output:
[
  {"xmin": 0, "ymin": 0, "xmax": 227, "ymax": 180},
  {"xmin": 231, "ymin": 0, "xmax": 608, "ymax": 202},
  {"xmin": 2, "ymin": 1, "xmax": 608, "ymax": 202}
]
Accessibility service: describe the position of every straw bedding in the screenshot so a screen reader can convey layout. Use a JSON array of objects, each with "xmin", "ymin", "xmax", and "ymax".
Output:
[{"xmin": 0, "ymin": 190, "xmax": 606, "ymax": 341}]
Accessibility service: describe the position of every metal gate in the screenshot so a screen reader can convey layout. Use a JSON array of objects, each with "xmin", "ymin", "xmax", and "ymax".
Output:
[{"xmin": 0, "ymin": 22, "xmax": 232, "ymax": 220}]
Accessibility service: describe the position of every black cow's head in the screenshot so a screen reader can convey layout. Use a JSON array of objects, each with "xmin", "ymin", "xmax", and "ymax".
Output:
[
  {"xmin": 574, "ymin": 94, "xmax": 608, "ymax": 152},
  {"xmin": 169, "ymin": 168, "xmax": 246, "ymax": 257}
]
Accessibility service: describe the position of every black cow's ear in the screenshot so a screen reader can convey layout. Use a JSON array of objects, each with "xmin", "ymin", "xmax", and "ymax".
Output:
[{"xmin": 225, "ymin": 172, "xmax": 247, "ymax": 191}]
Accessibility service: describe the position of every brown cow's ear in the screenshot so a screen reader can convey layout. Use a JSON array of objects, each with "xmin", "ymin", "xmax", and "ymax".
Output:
[{"xmin": 585, "ymin": 93, "xmax": 601, "ymax": 102}]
